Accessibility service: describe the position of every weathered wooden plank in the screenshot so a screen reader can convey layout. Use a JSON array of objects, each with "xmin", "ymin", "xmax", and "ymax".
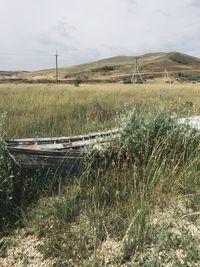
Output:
[
  {"xmin": 5, "ymin": 128, "xmax": 119, "ymax": 146},
  {"xmin": 6, "ymin": 146, "xmax": 84, "ymax": 173},
  {"xmin": 7, "ymin": 146, "xmax": 83, "ymax": 156},
  {"xmin": 7, "ymin": 137, "xmax": 110, "ymax": 152},
  {"xmin": 11, "ymin": 152, "xmax": 83, "ymax": 173}
]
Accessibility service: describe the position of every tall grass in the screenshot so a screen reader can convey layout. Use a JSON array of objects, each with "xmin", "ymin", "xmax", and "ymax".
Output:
[
  {"xmin": 0, "ymin": 83, "xmax": 199, "ymax": 138},
  {"xmin": 0, "ymin": 114, "xmax": 63, "ymax": 232},
  {"xmin": 27, "ymin": 107, "xmax": 200, "ymax": 265}
]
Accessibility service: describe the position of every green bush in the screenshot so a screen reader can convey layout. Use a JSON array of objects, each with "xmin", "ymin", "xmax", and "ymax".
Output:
[
  {"xmin": 122, "ymin": 76, "xmax": 132, "ymax": 84},
  {"xmin": 85, "ymin": 107, "xmax": 199, "ymax": 180}
]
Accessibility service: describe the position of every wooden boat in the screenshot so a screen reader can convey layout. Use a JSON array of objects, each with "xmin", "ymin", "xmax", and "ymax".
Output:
[
  {"xmin": 5, "ymin": 116, "xmax": 200, "ymax": 173},
  {"xmin": 4, "ymin": 129, "xmax": 119, "ymax": 173}
]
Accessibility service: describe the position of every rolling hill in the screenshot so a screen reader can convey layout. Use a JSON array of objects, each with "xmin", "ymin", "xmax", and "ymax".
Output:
[{"xmin": 6, "ymin": 51, "xmax": 200, "ymax": 82}]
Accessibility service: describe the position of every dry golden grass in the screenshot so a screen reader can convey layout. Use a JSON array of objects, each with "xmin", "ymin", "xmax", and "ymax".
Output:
[{"xmin": 0, "ymin": 82, "xmax": 199, "ymax": 138}]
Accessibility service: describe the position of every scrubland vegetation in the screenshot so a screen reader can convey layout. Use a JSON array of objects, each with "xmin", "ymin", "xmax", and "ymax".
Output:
[{"xmin": 0, "ymin": 83, "xmax": 200, "ymax": 266}]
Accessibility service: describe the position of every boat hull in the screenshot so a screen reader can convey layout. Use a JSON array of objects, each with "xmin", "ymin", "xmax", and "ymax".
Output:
[{"xmin": 7, "ymin": 147, "xmax": 84, "ymax": 174}]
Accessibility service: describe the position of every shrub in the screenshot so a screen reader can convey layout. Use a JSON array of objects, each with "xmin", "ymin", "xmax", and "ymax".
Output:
[{"xmin": 122, "ymin": 76, "xmax": 132, "ymax": 84}]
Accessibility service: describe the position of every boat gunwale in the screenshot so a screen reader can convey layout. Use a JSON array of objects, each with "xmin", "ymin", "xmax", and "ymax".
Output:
[{"xmin": 5, "ymin": 128, "xmax": 119, "ymax": 146}]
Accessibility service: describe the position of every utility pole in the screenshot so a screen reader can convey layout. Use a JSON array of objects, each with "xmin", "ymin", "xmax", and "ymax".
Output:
[
  {"xmin": 55, "ymin": 51, "xmax": 59, "ymax": 84},
  {"xmin": 131, "ymin": 57, "xmax": 144, "ymax": 84}
]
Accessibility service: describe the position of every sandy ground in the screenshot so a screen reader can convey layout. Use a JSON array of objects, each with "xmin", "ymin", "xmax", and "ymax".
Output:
[{"xmin": 0, "ymin": 230, "xmax": 55, "ymax": 267}]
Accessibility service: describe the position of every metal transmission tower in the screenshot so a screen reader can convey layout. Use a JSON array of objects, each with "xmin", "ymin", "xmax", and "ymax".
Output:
[
  {"xmin": 55, "ymin": 51, "xmax": 59, "ymax": 84},
  {"xmin": 131, "ymin": 57, "xmax": 144, "ymax": 84},
  {"xmin": 164, "ymin": 68, "xmax": 172, "ymax": 83}
]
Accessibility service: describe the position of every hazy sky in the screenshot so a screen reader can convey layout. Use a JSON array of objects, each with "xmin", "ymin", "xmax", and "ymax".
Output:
[{"xmin": 0, "ymin": 0, "xmax": 199, "ymax": 70}]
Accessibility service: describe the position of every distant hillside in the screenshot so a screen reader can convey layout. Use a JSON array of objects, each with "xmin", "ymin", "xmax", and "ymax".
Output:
[
  {"xmin": 10, "ymin": 52, "xmax": 200, "ymax": 82},
  {"xmin": 0, "ymin": 71, "xmax": 21, "ymax": 76}
]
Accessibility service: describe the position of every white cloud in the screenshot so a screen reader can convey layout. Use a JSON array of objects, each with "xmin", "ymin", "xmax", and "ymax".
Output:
[
  {"xmin": 0, "ymin": 0, "xmax": 199, "ymax": 70},
  {"xmin": 190, "ymin": 0, "xmax": 200, "ymax": 7}
]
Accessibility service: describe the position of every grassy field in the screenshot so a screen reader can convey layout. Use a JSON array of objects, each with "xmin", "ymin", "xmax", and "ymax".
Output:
[
  {"xmin": 0, "ymin": 82, "xmax": 200, "ymax": 266},
  {"xmin": 0, "ymin": 82, "xmax": 200, "ymax": 138}
]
